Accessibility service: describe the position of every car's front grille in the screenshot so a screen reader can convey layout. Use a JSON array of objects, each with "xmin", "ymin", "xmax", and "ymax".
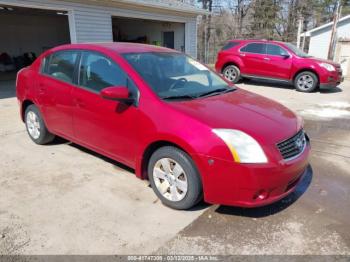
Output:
[
  {"xmin": 277, "ymin": 129, "xmax": 307, "ymax": 160},
  {"xmin": 335, "ymin": 65, "xmax": 343, "ymax": 76}
]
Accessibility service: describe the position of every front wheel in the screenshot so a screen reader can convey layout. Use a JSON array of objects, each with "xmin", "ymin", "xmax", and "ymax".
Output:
[
  {"xmin": 223, "ymin": 65, "xmax": 240, "ymax": 83},
  {"xmin": 148, "ymin": 146, "xmax": 203, "ymax": 210},
  {"xmin": 294, "ymin": 71, "xmax": 318, "ymax": 92}
]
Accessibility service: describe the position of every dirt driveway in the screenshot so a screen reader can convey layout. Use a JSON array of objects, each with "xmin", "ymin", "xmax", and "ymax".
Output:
[
  {"xmin": 1, "ymin": 79, "xmax": 350, "ymax": 255},
  {"xmin": 0, "ymin": 80, "xmax": 205, "ymax": 255},
  {"xmin": 159, "ymin": 80, "xmax": 350, "ymax": 255}
]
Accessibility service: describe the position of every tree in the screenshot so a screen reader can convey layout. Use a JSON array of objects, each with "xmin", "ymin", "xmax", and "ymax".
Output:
[
  {"xmin": 196, "ymin": 0, "xmax": 350, "ymax": 63},
  {"xmin": 227, "ymin": 0, "xmax": 252, "ymax": 36},
  {"xmin": 198, "ymin": 0, "xmax": 213, "ymax": 62},
  {"xmin": 248, "ymin": 0, "xmax": 281, "ymax": 39}
]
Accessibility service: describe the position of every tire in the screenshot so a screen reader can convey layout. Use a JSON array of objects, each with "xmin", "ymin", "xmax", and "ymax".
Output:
[
  {"xmin": 223, "ymin": 65, "xmax": 240, "ymax": 83},
  {"xmin": 148, "ymin": 146, "xmax": 203, "ymax": 210},
  {"xmin": 25, "ymin": 104, "xmax": 55, "ymax": 145},
  {"xmin": 294, "ymin": 71, "xmax": 318, "ymax": 92}
]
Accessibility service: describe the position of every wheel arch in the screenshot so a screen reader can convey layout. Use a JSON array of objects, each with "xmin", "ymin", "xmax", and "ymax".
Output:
[
  {"xmin": 138, "ymin": 140, "xmax": 196, "ymax": 180},
  {"xmin": 222, "ymin": 61, "xmax": 240, "ymax": 73},
  {"xmin": 293, "ymin": 68, "xmax": 320, "ymax": 84},
  {"xmin": 21, "ymin": 99, "xmax": 34, "ymax": 122}
]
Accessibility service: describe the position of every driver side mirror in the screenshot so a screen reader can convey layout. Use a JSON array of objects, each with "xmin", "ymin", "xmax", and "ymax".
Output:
[
  {"xmin": 281, "ymin": 54, "xmax": 290, "ymax": 59},
  {"xmin": 100, "ymin": 86, "xmax": 134, "ymax": 104}
]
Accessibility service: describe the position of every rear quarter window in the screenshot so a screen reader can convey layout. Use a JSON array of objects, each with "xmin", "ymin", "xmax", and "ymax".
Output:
[
  {"xmin": 221, "ymin": 42, "xmax": 240, "ymax": 51},
  {"xmin": 240, "ymin": 43, "xmax": 266, "ymax": 54}
]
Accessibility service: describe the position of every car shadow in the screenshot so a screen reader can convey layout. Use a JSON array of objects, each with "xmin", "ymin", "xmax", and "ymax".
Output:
[
  {"xmin": 214, "ymin": 164, "xmax": 313, "ymax": 218},
  {"xmin": 49, "ymin": 137, "xmax": 211, "ymax": 211},
  {"xmin": 320, "ymin": 87, "xmax": 343, "ymax": 94},
  {"xmin": 49, "ymin": 136, "xmax": 135, "ymax": 173},
  {"xmin": 239, "ymin": 79, "xmax": 343, "ymax": 94}
]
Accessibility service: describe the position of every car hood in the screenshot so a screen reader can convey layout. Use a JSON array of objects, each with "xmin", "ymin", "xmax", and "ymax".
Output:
[
  {"xmin": 305, "ymin": 57, "xmax": 340, "ymax": 67},
  {"xmin": 169, "ymin": 88, "xmax": 301, "ymax": 145}
]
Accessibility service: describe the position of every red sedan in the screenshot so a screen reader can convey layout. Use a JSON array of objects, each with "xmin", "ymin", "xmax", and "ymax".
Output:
[{"xmin": 16, "ymin": 43, "xmax": 310, "ymax": 209}]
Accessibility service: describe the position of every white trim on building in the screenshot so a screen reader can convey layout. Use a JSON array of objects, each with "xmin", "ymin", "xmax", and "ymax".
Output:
[
  {"xmin": 0, "ymin": 0, "xmax": 204, "ymax": 57},
  {"xmin": 302, "ymin": 15, "xmax": 350, "ymax": 37},
  {"xmin": 300, "ymin": 15, "xmax": 350, "ymax": 61}
]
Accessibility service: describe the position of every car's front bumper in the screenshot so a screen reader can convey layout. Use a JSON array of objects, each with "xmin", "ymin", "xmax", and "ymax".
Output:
[
  {"xmin": 196, "ymin": 143, "xmax": 311, "ymax": 207},
  {"xmin": 319, "ymin": 71, "xmax": 344, "ymax": 90}
]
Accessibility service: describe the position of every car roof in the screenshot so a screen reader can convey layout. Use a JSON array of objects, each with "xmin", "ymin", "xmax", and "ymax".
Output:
[
  {"xmin": 50, "ymin": 42, "xmax": 179, "ymax": 54},
  {"xmin": 228, "ymin": 39, "xmax": 285, "ymax": 45}
]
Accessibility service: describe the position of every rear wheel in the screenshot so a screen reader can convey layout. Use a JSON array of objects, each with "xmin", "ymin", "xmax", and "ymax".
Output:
[
  {"xmin": 223, "ymin": 65, "xmax": 240, "ymax": 83},
  {"xmin": 148, "ymin": 146, "xmax": 203, "ymax": 210},
  {"xmin": 294, "ymin": 71, "xmax": 318, "ymax": 92},
  {"xmin": 25, "ymin": 104, "xmax": 55, "ymax": 145}
]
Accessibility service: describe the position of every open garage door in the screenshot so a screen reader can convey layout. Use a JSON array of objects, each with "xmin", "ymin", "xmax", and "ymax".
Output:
[
  {"xmin": 112, "ymin": 17, "xmax": 185, "ymax": 52},
  {"xmin": 0, "ymin": 4, "xmax": 70, "ymax": 80}
]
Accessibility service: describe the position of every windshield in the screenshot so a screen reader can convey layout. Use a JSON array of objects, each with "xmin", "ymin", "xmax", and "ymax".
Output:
[
  {"xmin": 284, "ymin": 43, "xmax": 311, "ymax": 58},
  {"xmin": 122, "ymin": 52, "xmax": 233, "ymax": 100}
]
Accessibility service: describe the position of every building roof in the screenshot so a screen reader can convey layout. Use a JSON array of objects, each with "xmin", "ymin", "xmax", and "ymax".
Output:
[
  {"xmin": 109, "ymin": 0, "xmax": 207, "ymax": 15},
  {"xmin": 51, "ymin": 42, "xmax": 179, "ymax": 54},
  {"xmin": 302, "ymin": 14, "xmax": 350, "ymax": 37}
]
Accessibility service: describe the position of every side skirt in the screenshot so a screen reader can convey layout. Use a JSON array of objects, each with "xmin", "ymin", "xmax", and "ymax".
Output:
[{"xmin": 241, "ymin": 74, "xmax": 293, "ymax": 84}]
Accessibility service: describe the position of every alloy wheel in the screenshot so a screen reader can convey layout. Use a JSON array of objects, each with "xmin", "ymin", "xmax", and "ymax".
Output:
[
  {"xmin": 26, "ymin": 111, "xmax": 41, "ymax": 139},
  {"xmin": 223, "ymin": 66, "xmax": 237, "ymax": 82},
  {"xmin": 297, "ymin": 74, "xmax": 315, "ymax": 91},
  {"xmin": 153, "ymin": 158, "xmax": 188, "ymax": 202}
]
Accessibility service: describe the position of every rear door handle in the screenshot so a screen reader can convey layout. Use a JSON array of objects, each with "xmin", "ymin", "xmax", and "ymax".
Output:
[{"xmin": 264, "ymin": 57, "xmax": 270, "ymax": 61}]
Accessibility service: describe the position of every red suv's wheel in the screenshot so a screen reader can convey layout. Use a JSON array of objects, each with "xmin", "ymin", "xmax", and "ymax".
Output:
[
  {"xmin": 294, "ymin": 71, "xmax": 318, "ymax": 92},
  {"xmin": 223, "ymin": 65, "xmax": 240, "ymax": 83}
]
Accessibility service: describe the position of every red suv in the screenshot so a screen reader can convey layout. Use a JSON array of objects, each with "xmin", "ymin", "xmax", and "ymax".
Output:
[{"xmin": 215, "ymin": 40, "xmax": 344, "ymax": 92}]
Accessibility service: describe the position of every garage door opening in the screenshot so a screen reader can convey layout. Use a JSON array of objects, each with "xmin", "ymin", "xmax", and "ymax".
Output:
[
  {"xmin": 112, "ymin": 17, "xmax": 185, "ymax": 52},
  {"xmin": 0, "ymin": 4, "xmax": 70, "ymax": 80}
]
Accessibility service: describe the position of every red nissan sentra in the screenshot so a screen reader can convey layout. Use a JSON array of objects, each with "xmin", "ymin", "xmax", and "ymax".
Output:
[{"xmin": 16, "ymin": 43, "xmax": 310, "ymax": 210}]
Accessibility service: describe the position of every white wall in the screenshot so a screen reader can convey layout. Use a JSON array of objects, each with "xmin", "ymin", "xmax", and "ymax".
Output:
[
  {"xmin": 113, "ymin": 18, "xmax": 185, "ymax": 52},
  {"xmin": 0, "ymin": 0, "xmax": 199, "ymax": 58},
  {"xmin": 0, "ymin": 12, "xmax": 70, "ymax": 57},
  {"xmin": 308, "ymin": 18, "xmax": 350, "ymax": 59},
  {"xmin": 185, "ymin": 19, "xmax": 197, "ymax": 58}
]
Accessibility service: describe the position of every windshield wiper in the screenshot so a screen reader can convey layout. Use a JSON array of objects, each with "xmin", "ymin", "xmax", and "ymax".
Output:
[
  {"xmin": 162, "ymin": 94, "xmax": 196, "ymax": 101},
  {"xmin": 195, "ymin": 87, "xmax": 236, "ymax": 98}
]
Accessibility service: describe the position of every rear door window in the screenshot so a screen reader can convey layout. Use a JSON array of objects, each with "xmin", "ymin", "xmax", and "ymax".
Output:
[
  {"xmin": 44, "ymin": 51, "xmax": 78, "ymax": 84},
  {"xmin": 240, "ymin": 43, "xmax": 266, "ymax": 54}
]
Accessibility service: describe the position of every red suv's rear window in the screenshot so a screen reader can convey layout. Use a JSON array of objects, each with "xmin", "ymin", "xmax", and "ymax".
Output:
[{"xmin": 221, "ymin": 42, "xmax": 240, "ymax": 51}]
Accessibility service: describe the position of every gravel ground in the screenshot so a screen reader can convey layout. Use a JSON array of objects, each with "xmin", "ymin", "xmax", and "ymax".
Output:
[{"xmin": 1, "ymin": 78, "xmax": 349, "ymax": 256}]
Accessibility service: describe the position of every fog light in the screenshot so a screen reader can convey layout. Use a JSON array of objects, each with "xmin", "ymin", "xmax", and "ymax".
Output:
[{"xmin": 254, "ymin": 190, "xmax": 269, "ymax": 200}]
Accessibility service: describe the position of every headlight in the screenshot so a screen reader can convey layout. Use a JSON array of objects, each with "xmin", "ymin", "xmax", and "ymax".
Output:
[
  {"xmin": 213, "ymin": 129, "xmax": 268, "ymax": 163},
  {"xmin": 319, "ymin": 63, "xmax": 335, "ymax": 71}
]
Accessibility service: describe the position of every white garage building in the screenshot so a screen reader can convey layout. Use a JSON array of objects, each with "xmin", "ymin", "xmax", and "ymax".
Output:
[
  {"xmin": 302, "ymin": 15, "xmax": 350, "ymax": 79},
  {"xmin": 0, "ymin": 0, "xmax": 203, "ymax": 70}
]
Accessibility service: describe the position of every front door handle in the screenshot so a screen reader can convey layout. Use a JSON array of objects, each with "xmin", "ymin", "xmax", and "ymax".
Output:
[
  {"xmin": 264, "ymin": 57, "xmax": 270, "ymax": 61},
  {"xmin": 75, "ymin": 98, "xmax": 86, "ymax": 108},
  {"xmin": 38, "ymin": 83, "xmax": 46, "ymax": 94}
]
